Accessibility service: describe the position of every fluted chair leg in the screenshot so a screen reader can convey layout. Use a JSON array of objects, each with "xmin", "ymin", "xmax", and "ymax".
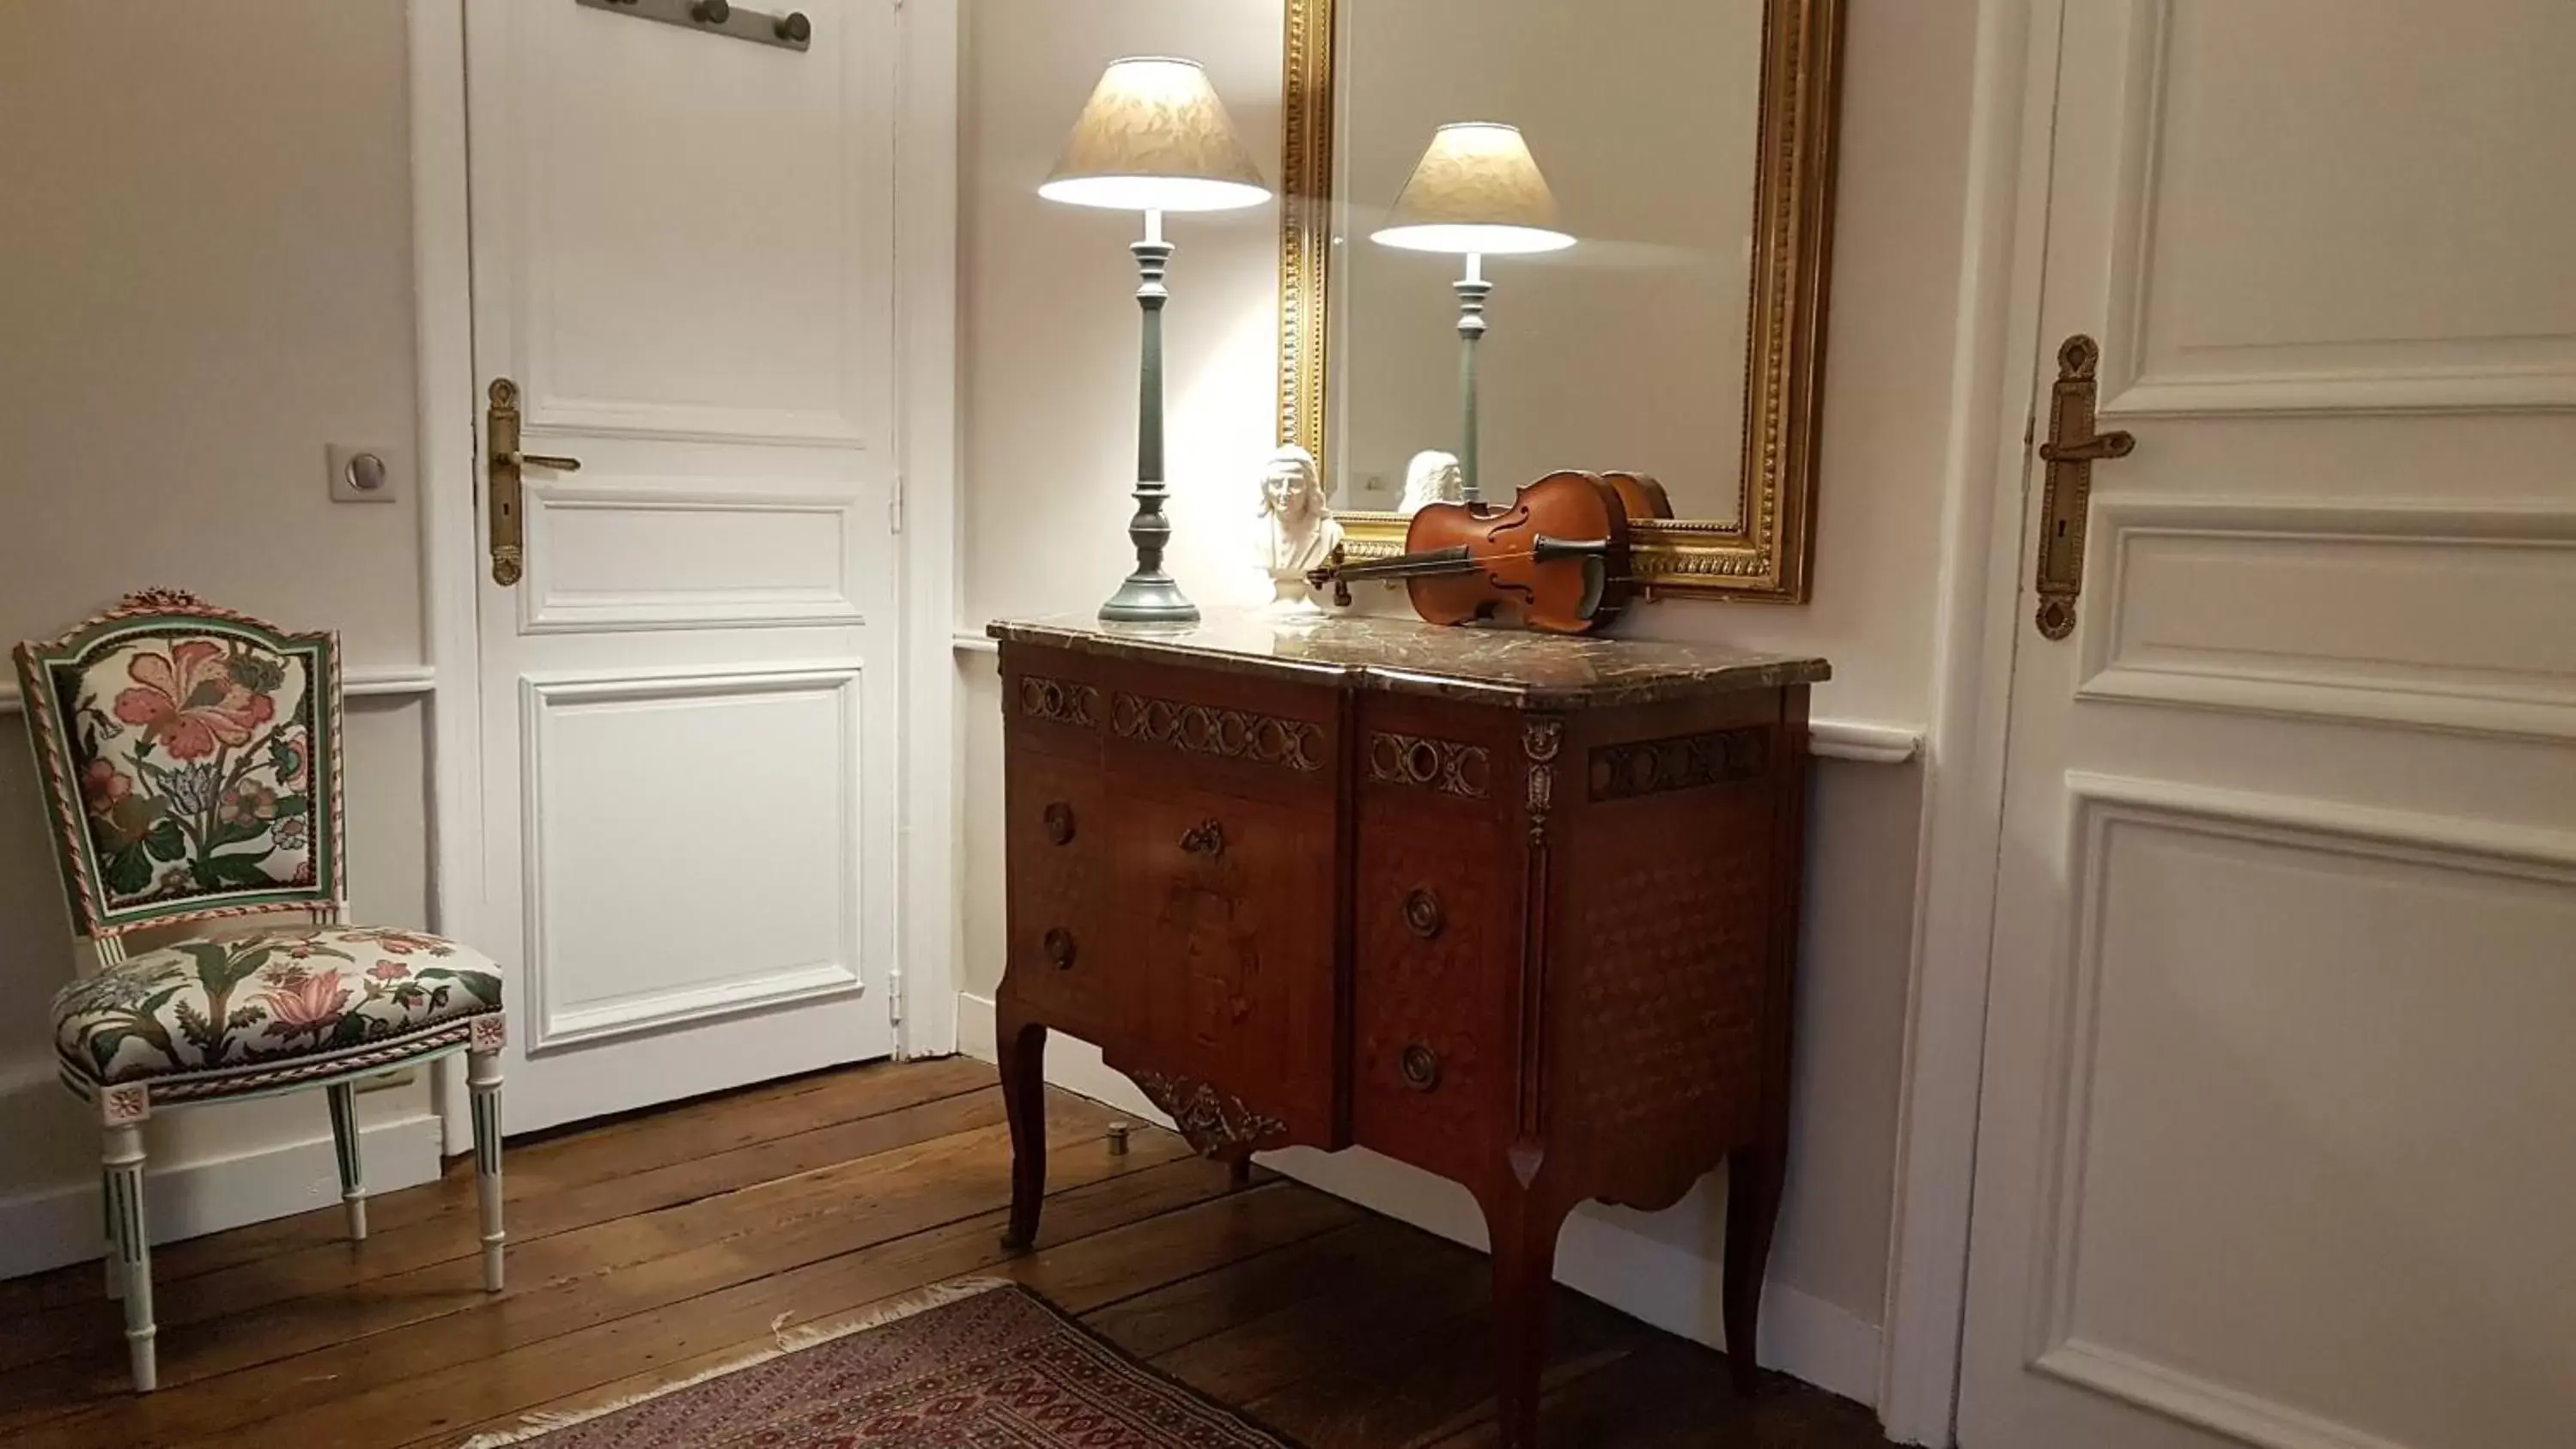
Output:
[
  {"xmin": 102, "ymin": 1185, "xmax": 124, "ymax": 1301},
  {"xmin": 468, "ymin": 1041, "xmax": 505, "ymax": 1291},
  {"xmin": 102, "ymin": 1123, "xmax": 156, "ymax": 1392},
  {"xmin": 326, "ymin": 1082, "xmax": 368, "ymax": 1240}
]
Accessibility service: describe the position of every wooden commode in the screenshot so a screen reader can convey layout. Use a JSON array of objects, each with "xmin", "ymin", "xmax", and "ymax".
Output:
[{"xmin": 988, "ymin": 611, "xmax": 1828, "ymax": 1447}]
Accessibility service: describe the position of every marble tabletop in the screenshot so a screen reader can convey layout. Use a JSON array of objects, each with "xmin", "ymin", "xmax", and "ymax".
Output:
[{"xmin": 987, "ymin": 609, "xmax": 1829, "ymax": 709}]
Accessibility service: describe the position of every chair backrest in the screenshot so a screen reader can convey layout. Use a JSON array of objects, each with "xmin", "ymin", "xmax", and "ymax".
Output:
[{"xmin": 13, "ymin": 588, "xmax": 345, "ymax": 949}]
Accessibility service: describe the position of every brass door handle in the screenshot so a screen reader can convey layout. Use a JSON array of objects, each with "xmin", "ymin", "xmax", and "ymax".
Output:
[
  {"xmin": 486, "ymin": 378, "xmax": 585, "ymax": 587},
  {"xmin": 504, "ymin": 451, "xmax": 584, "ymax": 473},
  {"xmin": 1179, "ymin": 819, "xmax": 1226, "ymax": 859}
]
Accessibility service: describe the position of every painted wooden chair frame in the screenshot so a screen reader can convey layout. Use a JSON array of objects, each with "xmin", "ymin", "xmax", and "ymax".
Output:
[{"xmin": 13, "ymin": 588, "xmax": 507, "ymax": 1392}]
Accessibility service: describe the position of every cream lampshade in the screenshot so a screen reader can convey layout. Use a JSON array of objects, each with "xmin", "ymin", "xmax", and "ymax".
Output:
[
  {"xmin": 1041, "ymin": 57, "xmax": 1271, "ymax": 214},
  {"xmin": 1370, "ymin": 122, "xmax": 1575, "ymax": 255}
]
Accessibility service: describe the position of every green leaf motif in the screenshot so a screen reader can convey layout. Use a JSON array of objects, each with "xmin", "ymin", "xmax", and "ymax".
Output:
[
  {"xmin": 206, "ymin": 816, "xmax": 270, "ymax": 852},
  {"xmin": 87, "ymin": 1028, "xmax": 131, "ymax": 1076},
  {"xmin": 420, "ymin": 968, "xmax": 501, "ymax": 1009},
  {"xmin": 194, "ymin": 852, "xmax": 276, "ymax": 889},
  {"xmin": 273, "ymin": 794, "xmax": 310, "ymax": 818},
  {"xmin": 143, "ymin": 817, "xmax": 187, "ymax": 863},
  {"xmin": 103, "ymin": 842, "xmax": 155, "ymax": 896}
]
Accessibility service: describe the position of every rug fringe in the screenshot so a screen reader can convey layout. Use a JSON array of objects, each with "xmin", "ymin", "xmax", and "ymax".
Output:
[{"xmin": 452, "ymin": 1276, "xmax": 1013, "ymax": 1447}]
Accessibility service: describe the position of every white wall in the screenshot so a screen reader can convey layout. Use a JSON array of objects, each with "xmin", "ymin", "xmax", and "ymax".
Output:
[
  {"xmin": 0, "ymin": 0, "xmax": 444, "ymax": 1276},
  {"xmin": 957, "ymin": 0, "xmax": 1978, "ymax": 1404}
]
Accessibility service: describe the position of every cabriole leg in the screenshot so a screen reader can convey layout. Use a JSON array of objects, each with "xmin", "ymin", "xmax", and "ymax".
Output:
[
  {"xmin": 467, "ymin": 1016, "xmax": 507, "ymax": 1292},
  {"xmin": 326, "ymin": 1082, "xmax": 367, "ymax": 1240},
  {"xmin": 996, "ymin": 1002, "xmax": 1048, "ymax": 1252},
  {"xmin": 100, "ymin": 1103, "xmax": 156, "ymax": 1392}
]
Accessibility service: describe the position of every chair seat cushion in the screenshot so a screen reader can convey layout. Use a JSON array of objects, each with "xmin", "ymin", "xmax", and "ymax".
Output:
[{"xmin": 53, "ymin": 925, "xmax": 502, "ymax": 1092}]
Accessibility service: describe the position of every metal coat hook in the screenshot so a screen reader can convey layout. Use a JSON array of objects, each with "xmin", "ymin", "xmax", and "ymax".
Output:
[{"xmin": 576, "ymin": 0, "xmax": 812, "ymax": 53}]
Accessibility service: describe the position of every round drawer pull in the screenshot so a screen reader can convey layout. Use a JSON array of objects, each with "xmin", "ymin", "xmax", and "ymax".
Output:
[
  {"xmin": 1042, "ymin": 802, "xmax": 1076, "ymax": 846},
  {"xmin": 1399, "ymin": 1043, "xmax": 1441, "ymax": 1092},
  {"xmin": 1401, "ymin": 887, "xmax": 1444, "ymax": 939},
  {"xmin": 1042, "ymin": 927, "xmax": 1077, "ymax": 971}
]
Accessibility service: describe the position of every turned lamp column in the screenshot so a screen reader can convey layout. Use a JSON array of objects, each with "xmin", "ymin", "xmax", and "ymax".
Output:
[
  {"xmin": 1041, "ymin": 57, "xmax": 1272, "ymax": 625},
  {"xmin": 1108, "ymin": 209, "xmax": 1188, "ymax": 621},
  {"xmin": 1454, "ymin": 252, "xmax": 1492, "ymax": 503},
  {"xmin": 1372, "ymin": 123, "xmax": 1574, "ymax": 510}
]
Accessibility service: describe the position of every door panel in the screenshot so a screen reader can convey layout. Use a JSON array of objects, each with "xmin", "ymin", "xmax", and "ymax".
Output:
[
  {"xmin": 468, "ymin": 0, "xmax": 898, "ymax": 1131},
  {"xmin": 1962, "ymin": 4, "xmax": 2576, "ymax": 1447}
]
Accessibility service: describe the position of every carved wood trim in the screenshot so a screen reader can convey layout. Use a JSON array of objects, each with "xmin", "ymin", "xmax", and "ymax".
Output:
[
  {"xmin": 1366, "ymin": 731, "xmax": 1491, "ymax": 798},
  {"xmin": 1017, "ymin": 675, "xmax": 1100, "ymax": 730},
  {"xmin": 1110, "ymin": 692, "xmax": 1327, "ymax": 772},
  {"xmin": 1588, "ymin": 726, "xmax": 1772, "ymax": 802},
  {"xmin": 1129, "ymin": 1070, "xmax": 1289, "ymax": 1155}
]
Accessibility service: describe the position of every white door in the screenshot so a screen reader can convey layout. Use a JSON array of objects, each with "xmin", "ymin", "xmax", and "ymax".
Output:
[
  {"xmin": 466, "ymin": 0, "xmax": 900, "ymax": 1131},
  {"xmin": 1962, "ymin": 3, "xmax": 2576, "ymax": 1447}
]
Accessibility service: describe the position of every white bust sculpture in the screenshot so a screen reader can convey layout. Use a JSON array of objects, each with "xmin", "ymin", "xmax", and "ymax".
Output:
[
  {"xmin": 1399, "ymin": 449, "xmax": 1464, "ymax": 514},
  {"xmin": 1255, "ymin": 444, "xmax": 1342, "ymax": 614}
]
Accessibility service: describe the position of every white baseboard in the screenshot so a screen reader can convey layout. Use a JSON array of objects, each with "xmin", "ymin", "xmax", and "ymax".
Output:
[
  {"xmin": 953, "ymin": 991, "xmax": 1883, "ymax": 1407},
  {"xmin": 0, "ymin": 1110, "xmax": 445, "ymax": 1281}
]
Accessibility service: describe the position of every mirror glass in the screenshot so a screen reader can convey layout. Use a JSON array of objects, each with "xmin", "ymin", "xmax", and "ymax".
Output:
[{"xmin": 1334, "ymin": 0, "xmax": 1766, "ymax": 524}]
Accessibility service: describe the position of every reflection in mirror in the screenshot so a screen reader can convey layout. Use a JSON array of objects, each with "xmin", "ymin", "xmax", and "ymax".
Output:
[{"xmin": 1335, "ymin": 0, "xmax": 1765, "ymax": 526}]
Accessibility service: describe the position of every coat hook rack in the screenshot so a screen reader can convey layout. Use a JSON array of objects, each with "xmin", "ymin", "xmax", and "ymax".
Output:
[{"xmin": 575, "ymin": 0, "xmax": 812, "ymax": 53}]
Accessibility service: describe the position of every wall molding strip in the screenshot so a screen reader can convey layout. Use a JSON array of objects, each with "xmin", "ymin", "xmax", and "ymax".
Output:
[{"xmin": 0, "ymin": 664, "xmax": 438, "ymax": 716}]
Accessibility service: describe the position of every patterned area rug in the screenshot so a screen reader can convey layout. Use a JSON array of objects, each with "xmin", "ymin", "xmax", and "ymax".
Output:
[{"xmin": 460, "ymin": 1279, "xmax": 1297, "ymax": 1448}]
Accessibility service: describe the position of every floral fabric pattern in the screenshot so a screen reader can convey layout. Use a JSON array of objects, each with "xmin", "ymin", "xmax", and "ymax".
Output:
[
  {"xmin": 48, "ymin": 630, "xmax": 324, "ymax": 915},
  {"xmin": 53, "ymin": 926, "xmax": 501, "ymax": 1087}
]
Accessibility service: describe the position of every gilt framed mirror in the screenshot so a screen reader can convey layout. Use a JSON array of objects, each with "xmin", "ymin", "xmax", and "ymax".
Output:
[{"xmin": 1277, "ymin": 0, "xmax": 1844, "ymax": 602}]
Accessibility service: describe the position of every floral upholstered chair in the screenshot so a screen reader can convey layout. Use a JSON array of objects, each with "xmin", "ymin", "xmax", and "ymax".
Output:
[{"xmin": 12, "ymin": 589, "xmax": 507, "ymax": 1392}]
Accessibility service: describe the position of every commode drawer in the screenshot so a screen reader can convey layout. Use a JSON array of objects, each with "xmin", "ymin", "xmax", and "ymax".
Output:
[
  {"xmin": 1349, "ymin": 746, "xmax": 1519, "ymax": 1182},
  {"xmin": 1000, "ymin": 745, "xmax": 1117, "ymax": 1042},
  {"xmin": 1105, "ymin": 778, "xmax": 1340, "ymax": 1146}
]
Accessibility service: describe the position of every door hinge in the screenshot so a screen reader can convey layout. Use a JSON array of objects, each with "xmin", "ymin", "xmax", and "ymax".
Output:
[
  {"xmin": 888, "ymin": 472, "xmax": 906, "ymax": 533},
  {"xmin": 2031, "ymin": 335, "xmax": 2135, "ymax": 640},
  {"xmin": 887, "ymin": 965, "xmax": 905, "ymax": 1031}
]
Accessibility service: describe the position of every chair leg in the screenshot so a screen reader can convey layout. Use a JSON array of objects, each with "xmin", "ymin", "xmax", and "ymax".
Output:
[
  {"xmin": 326, "ymin": 1082, "xmax": 367, "ymax": 1241},
  {"xmin": 102, "ymin": 1123, "xmax": 156, "ymax": 1392},
  {"xmin": 101, "ymin": 1179, "xmax": 124, "ymax": 1302},
  {"xmin": 467, "ymin": 1039, "xmax": 505, "ymax": 1292}
]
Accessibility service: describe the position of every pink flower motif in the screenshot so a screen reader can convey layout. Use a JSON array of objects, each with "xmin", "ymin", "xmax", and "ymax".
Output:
[
  {"xmin": 219, "ymin": 783, "xmax": 279, "ymax": 828},
  {"xmin": 368, "ymin": 960, "xmax": 409, "ymax": 981},
  {"xmin": 80, "ymin": 759, "xmax": 135, "ymax": 817},
  {"xmin": 112, "ymin": 641, "xmax": 275, "ymax": 761},
  {"xmin": 258, "ymin": 972, "xmax": 351, "ymax": 1038}
]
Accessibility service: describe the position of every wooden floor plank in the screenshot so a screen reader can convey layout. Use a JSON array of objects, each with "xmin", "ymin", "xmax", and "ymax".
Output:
[
  {"xmin": 0, "ymin": 1057, "xmax": 992, "ymax": 1337},
  {"xmin": 5, "ymin": 1092, "xmax": 1155, "ymax": 1446},
  {"xmin": 0, "ymin": 1059, "xmax": 1893, "ymax": 1449}
]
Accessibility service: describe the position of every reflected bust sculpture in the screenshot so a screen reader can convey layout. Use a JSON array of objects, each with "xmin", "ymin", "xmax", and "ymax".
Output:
[
  {"xmin": 1255, "ymin": 444, "xmax": 1343, "ymax": 614},
  {"xmin": 1399, "ymin": 449, "xmax": 1464, "ymax": 515}
]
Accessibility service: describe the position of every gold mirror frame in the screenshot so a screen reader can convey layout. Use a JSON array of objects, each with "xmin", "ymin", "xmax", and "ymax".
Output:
[{"xmin": 1275, "ymin": 0, "xmax": 1844, "ymax": 602}]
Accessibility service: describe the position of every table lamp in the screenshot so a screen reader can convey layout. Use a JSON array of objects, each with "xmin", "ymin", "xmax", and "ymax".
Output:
[
  {"xmin": 1042, "ymin": 58, "xmax": 1272, "ymax": 625},
  {"xmin": 1371, "ymin": 123, "xmax": 1574, "ymax": 504}
]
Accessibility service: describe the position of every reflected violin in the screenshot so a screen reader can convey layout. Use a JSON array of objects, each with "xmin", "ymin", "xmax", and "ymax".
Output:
[{"xmin": 1309, "ymin": 470, "xmax": 1636, "ymax": 634}]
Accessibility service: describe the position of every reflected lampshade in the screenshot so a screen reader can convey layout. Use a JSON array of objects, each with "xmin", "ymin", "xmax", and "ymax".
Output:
[
  {"xmin": 1040, "ymin": 57, "xmax": 1272, "ymax": 213},
  {"xmin": 1371, "ymin": 122, "xmax": 1575, "ymax": 255}
]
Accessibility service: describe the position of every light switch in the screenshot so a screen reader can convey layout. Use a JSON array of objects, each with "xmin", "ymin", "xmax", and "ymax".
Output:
[{"xmin": 329, "ymin": 443, "xmax": 404, "ymax": 503}]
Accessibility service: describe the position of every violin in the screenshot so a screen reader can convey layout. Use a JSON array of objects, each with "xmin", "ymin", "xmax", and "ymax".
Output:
[{"xmin": 1309, "ymin": 470, "xmax": 1636, "ymax": 634}]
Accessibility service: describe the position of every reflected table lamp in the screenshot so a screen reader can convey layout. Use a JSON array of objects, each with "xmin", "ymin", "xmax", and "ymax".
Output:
[
  {"xmin": 1371, "ymin": 123, "xmax": 1574, "ymax": 505},
  {"xmin": 1042, "ymin": 57, "xmax": 1272, "ymax": 625}
]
